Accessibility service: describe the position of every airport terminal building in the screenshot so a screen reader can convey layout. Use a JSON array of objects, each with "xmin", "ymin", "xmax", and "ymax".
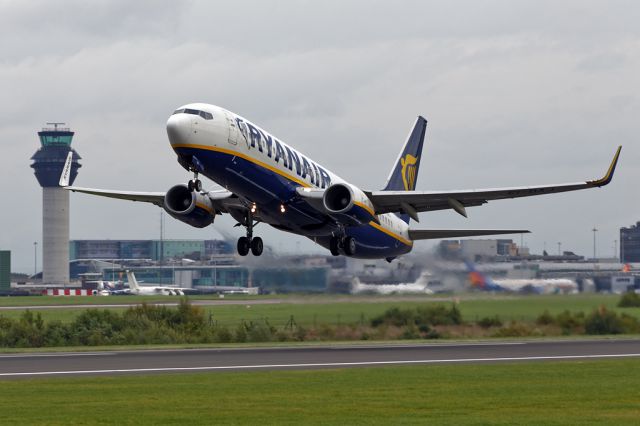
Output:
[
  {"xmin": 0, "ymin": 251, "xmax": 10, "ymax": 292},
  {"xmin": 69, "ymin": 239, "xmax": 233, "ymax": 262},
  {"xmin": 621, "ymin": 222, "xmax": 640, "ymax": 263}
]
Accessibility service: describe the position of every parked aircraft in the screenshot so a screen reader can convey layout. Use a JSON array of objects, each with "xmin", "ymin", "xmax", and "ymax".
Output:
[
  {"xmin": 465, "ymin": 260, "xmax": 578, "ymax": 294},
  {"xmin": 125, "ymin": 271, "xmax": 191, "ymax": 296},
  {"xmin": 351, "ymin": 271, "xmax": 435, "ymax": 294},
  {"xmin": 59, "ymin": 103, "xmax": 620, "ymax": 261}
]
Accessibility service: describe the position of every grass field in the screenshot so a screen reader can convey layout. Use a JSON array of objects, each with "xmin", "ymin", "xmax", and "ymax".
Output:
[
  {"xmin": 0, "ymin": 294, "xmax": 257, "ymax": 307},
  {"xmin": 0, "ymin": 359, "xmax": 638, "ymax": 424},
  {"xmin": 1, "ymin": 294, "xmax": 638, "ymax": 329}
]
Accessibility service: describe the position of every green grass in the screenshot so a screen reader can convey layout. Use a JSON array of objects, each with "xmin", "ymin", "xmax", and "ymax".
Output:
[
  {"xmin": 1, "ymin": 294, "xmax": 638, "ymax": 328},
  {"xmin": 0, "ymin": 294, "xmax": 259, "ymax": 307},
  {"xmin": 0, "ymin": 359, "xmax": 638, "ymax": 424},
  {"xmin": 203, "ymin": 294, "xmax": 640, "ymax": 327}
]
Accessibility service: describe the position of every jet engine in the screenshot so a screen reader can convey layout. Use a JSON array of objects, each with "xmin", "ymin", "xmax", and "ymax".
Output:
[
  {"xmin": 164, "ymin": 184, "xmax": 215, "ymax": 228},
  {"xmin": 323, "ymin": 183, "xmax": 376, "ymax": 225}
]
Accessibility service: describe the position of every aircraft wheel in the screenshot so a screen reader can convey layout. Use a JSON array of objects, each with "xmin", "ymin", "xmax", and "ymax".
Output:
[
  {"xmin": 251, "ymin": 237, "xmax": 264, "ymax": 256},
  {"xmin": 329, "ymin": 237, "xmax": 340, "ymax": 256},
  {"xmin": 187, "ymin": 180, "xmax": 195, "ymax": 191},
  {"xmin": 237, "ymin": 236, "xmax": 250, "ymax": 256},
  {"xmin": 343, "ymin": 236, "xmax": 356, "ymax": 256},
  {"xmin": 194, "ymin": 179, "xmax": 202, "ymax": 192}
]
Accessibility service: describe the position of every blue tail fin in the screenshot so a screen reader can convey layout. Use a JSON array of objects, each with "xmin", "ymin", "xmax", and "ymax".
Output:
[
  {"xmin": 464, "ymin": 260, "xmax": 502, "ymax": 291},
  {"xmin": 383, "ymin": 116, "xmax": 428, "ymax": 223}
]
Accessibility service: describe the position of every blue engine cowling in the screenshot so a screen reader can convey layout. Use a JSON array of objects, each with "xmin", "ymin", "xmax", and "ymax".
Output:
[{"xmin": 164, "ymin": 184, "xmax": 215, "ymax": 228}]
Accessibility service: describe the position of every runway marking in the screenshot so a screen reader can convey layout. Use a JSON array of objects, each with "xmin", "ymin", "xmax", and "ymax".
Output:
[
  {"xmin": 1, "ymin": 353, "xmax": 639, "ymax": 377},
  {"xmin": 0, "ymin": 352, "xmax": 116, "ymax": 359}
]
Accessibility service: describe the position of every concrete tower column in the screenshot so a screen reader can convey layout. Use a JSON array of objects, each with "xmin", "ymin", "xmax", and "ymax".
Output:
[{"xmin": 42, "ymin": 187, "xmax": 70, "ymax": 285}]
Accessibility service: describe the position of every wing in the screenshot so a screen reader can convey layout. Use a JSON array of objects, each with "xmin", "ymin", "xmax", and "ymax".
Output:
[
  {"xmin": 63, "ymin": 186, "xmax": 166, "ymax": 207},
  {"xmin": 64, "ymin": 186, "xmax": 239, "ymax": 213},
  {"xmin": 366, "ymin": 146, "xmax": 621, "ymax": 221},
  {"xmin": 408, "ymin": 229, "xmax": 529, "ymax": 240},
  {"xmin": 59, "ymin": 149, "xmax": 238, "ymax": 212}
]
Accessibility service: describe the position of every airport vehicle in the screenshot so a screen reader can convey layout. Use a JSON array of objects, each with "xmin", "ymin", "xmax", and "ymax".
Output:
[
  {"xmin": 125, "ymin": 271, "xmax": 191, "ymax": 296},
  {"xmin": 465, "ymin": 260, "xmax": 578, "ymax": 294},
  {"xmin": 59, "ymin": 103, "xmax": 620, "ymax": 261}
]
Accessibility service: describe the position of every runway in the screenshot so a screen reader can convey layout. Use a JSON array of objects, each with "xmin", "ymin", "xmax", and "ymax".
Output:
[{"xmin": 0, "ymin": 339, "xmax": 639, "ymax": 378}]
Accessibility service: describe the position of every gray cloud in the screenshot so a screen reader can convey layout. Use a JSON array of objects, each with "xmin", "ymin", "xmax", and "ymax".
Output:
[{"xmin": 1, "ymin": 0, "xmax": 638, "ymax": 271}]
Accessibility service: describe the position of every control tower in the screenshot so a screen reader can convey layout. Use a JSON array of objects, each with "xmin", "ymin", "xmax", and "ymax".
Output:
[{"xmin": 31, "ymin": 123, "xmax": 81, "ymax": 286}]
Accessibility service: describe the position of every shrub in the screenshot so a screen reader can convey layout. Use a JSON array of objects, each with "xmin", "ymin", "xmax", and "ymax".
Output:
[
  {"xmin": 371, "ymin": 304, "xmax": 463, "ymax": 328},
  {"xmin": 492, "ymin": 322, "xmax": 537, "ymax": 337},
  {"xmin": 371, "ymin": 307, "xmax": 414, "ymax": 327},
  {"xmin": 246, "ymin": 320, "xmax": 275, "ymax": 342},
  {"xmin": 584, "ymin": 307, "xmax": 624, "ymax": 335},
  {"xmin": 215, "ymin": 327, "xmax": 233, "ymax": 343},
  {"xmin": 536, "ymin": 310, "xmax": 554, "ymax": 326},
  {"xmin": 415, "ymin": 304, "xmax": 462, "ymax": 326},
  {"xmin": 478, "ymin": 316, "xmax": 503, "ymax": 328},
  {"xmin": 618, "ymin": 291, "xmax": 640, "ymax": 308},
  {"xmin": 555, "ymin": 310, "xmax": 584, "ymax": 333}
]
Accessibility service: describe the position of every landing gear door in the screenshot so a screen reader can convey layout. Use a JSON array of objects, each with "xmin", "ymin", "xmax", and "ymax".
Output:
[{"xmin": 224, "ymin": 111, "xmax": 239, "ymax": 145}]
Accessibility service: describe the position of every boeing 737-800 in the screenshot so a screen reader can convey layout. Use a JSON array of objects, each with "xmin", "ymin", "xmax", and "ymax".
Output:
[{"xmin": 59, "ymin": 103, "xmax": 620, "ymax": 261}]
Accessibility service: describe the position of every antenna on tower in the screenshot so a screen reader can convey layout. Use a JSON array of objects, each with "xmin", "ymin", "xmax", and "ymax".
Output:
[{"xmin": 46, "ymin": 122, "xmax": 66, "ymax": 131}]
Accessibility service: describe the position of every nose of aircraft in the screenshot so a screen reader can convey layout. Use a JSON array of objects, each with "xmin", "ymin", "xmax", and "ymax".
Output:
[{"xmin": 166, "ymin": 113, "xmax": 192, "ymax": 145}]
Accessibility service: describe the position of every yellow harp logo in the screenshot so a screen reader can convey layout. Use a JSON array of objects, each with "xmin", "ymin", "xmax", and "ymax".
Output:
[{"xmin": 401, "ymin": 154, "xmax": 418, "ymax": 190}]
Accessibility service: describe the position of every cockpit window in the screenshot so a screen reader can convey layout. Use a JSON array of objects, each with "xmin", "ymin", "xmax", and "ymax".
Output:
[{"xmin": 173, "ymin": 108, "xmax": 213, "ymax": 120}]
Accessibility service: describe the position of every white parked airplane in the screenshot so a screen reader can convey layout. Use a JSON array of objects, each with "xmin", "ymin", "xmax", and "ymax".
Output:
[
  {"xmin": 59, "ymin": 103, "xmax": 620, "ymax": 261},
  {"xmin": 465, "ymin": 261, "xmax": 578, "ymax": 294},
  {"xmin": 125, "ymin": 270, "xmax": 190, "ymax": 296},
  {"xmin": 351, "ymin": 271, "xmax": 435, "ymax": 294}
]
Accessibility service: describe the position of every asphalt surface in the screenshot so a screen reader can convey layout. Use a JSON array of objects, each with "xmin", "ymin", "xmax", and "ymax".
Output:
[{"xmin": 0, "ymin": 339, "xmax": 639, "ymax": 378}]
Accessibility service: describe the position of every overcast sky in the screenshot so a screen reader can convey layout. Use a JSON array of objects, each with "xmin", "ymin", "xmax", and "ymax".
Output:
[{"xmin": 1, "ymin": 0, "xmax": 638, "ymax": 272}]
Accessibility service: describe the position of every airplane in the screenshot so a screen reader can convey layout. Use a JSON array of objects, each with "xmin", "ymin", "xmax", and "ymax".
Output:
[
  {"xmin": 464, "ymin": 260, "xmax": 578, "ymax": 294},
  {"xmin": 124, "ymin": 270, "xmax": 191, "ymax": 296},
  {"xmin": 351, "ymin": 271, "xmax": 435, "ymax": 294},
  {"xmin": 59, "ymin": 103, "xmax": 621, "ymax": 261}
]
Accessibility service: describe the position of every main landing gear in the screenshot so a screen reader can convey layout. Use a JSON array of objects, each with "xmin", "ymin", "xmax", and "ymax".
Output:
[
  {"xmin": 237, "ymin": 210, "xmax": 263, "ymax": 256},
  {"xmin": 329, "ymin": 235, "xmax": 356, "ymax": 257}
]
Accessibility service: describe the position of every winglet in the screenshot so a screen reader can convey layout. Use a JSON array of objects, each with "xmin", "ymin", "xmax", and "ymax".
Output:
[
  {"xmin": 59, "ymin": 151, "xmax": 74, "ymax": 187},
  {"xmin": 589, "ymin": 146, "xmax": 621, "ymax": 187}
]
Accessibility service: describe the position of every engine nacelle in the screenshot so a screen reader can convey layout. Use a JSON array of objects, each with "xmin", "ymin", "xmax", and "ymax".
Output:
[
  {"xmin": 323, "ymin": 183, "xmax": 376, "ymax": 225},
  {"xmin": 164, "ymin": 184, "xmax": 215, "ymax": 228}
]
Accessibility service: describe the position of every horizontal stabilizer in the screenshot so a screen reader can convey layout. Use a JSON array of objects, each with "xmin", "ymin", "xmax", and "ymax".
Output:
[{"xmin": 408, "ymin": 229, "xmax": 529, "ymax": 241}]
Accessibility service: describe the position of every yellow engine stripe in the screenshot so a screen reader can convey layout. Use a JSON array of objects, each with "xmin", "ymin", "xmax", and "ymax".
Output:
[
  {"xmin": 369, "ymin": 221, "xmax": 413, "ymax": 246},
  {"xmin": 172, "ymin": 143, "xmax": 312, "ymax": 188},
  {"xmin": 195, "ymin": 202, "xmax": 214, "ymax": 215},
  {"xmin": 174, "ymin": 143, "xmax": 410, "ymax": 246}
]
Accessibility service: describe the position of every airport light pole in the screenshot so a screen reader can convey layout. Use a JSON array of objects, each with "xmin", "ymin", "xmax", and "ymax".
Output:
[
  {"xmin": 33, "ymin": 241, "xmax": 37, "ymax": 277},
  {"xmin": 557, "ymin": 242, "xmax": 562, "ymax": 256},
  {"xmin": 592, "ymin": 227, "xmax": 598, "ymax": 260}
]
